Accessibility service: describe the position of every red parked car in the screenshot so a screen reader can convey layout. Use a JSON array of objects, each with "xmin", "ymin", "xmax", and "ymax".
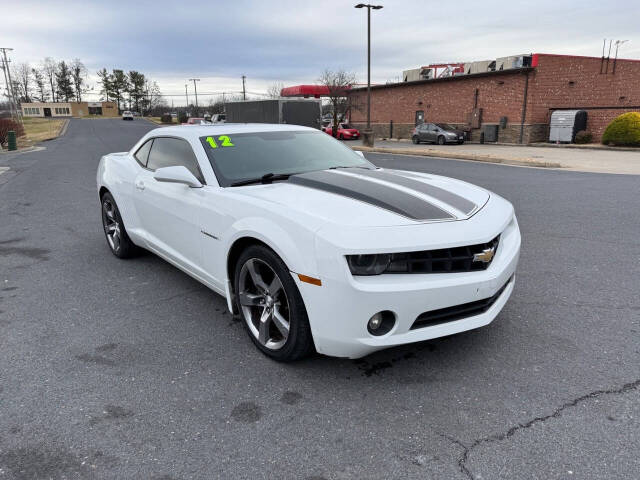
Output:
[
  {"xmin": 182, "ymin": 117, "xmax": 210, "ymax": 125},
  {"xmin": 323, "ymin": 123, "xmax": 360, "ymax": 140}
]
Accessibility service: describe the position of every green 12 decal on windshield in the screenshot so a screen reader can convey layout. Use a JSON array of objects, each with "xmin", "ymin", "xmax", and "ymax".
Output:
[{"xmin": 206, "ymin": 135, "xmax": 234, "ymax": 149}]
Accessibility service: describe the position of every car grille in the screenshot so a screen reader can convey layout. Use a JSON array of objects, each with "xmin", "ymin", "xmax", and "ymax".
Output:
[
  {"xmin": 410, "ymin": 276, "xmax": 513, "ymax": 330},
  {"xmin": 386, "ymin": 236, "xmax": 500, "ymax": 274}
]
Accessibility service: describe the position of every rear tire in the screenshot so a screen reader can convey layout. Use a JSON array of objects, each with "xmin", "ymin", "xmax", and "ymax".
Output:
[
  {"xmin": 437, "ymin": 135, "xmax": 445, "ymax": 145},
  {"xmin": 234, "ymin": 245, "xmax": 314, "ymax": 361},
  {"xmin": 412, "ymin": 136, "xmax": 420, "ymax": 144},
  {"xmin": 100, "ymin": 192, "xmax": 138, "ymax": 259}
]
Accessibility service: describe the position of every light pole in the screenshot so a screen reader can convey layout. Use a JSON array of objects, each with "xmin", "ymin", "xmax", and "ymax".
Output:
[
  {"xmin": 189, "ymin": 78, "xmax": 200, "ymax": 115},
  {"xmin": 355, "ymin": 3, "xmax": 383, "ymax": 147}
]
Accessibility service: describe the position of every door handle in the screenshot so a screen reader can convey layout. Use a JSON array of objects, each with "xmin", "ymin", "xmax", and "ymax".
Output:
[{"xmin": 135, "ymin": 180, "xmax": 145, "ymax": 191}]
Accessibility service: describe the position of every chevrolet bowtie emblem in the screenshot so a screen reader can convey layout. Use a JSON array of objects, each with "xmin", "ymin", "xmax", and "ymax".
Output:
[{"xmin": 473, "ymin": 247, "xmax": 495, "ymax": 263}]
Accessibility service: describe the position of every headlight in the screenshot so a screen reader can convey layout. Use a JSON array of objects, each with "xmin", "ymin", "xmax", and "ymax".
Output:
[{"xmin": 346, "ymin": 254, "xmax": 391, "ymax": 275}]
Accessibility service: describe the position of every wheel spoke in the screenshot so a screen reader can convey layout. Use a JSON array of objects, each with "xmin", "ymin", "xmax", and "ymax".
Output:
[
  {"xmin": 112, "ymin": 228, "xmax": 120, "ymax": 250},
  {"xmin": 246, "ymin": 259, "xmax": 269, "ymax": 292},
  {"xmin": 268, "ymin": 275, "xmax": 283, "ymax": 297},
  {"xmin": 105, "ymin": 207, "xmax": 115, "ymax": 221},
  {"xmin": 272, "ymin": 306, "xmax": 290, "ymax": 337},
  {"xmin": 258, "ymin": 308, "xmax": 271, "ymax": 345},
  {"xmin": 106, "ymin": 224, "xmax": 116, "ymax": 233},
  {"xmin": 239, "ymin": 292, "xmax": 264, "ymax": 307}
]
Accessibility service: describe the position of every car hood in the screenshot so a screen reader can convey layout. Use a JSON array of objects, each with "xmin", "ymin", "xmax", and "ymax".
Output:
[{"xmin": 230, "ymin": 168, "xmax": 489, "ymax": 227}]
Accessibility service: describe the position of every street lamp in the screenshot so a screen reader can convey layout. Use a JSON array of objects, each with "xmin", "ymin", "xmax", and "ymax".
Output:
[
  {"xmin": 189, "ymin": 78, "xmax": 200, "ymax": 116},
  {"xmin": 355, "ymin": 3, "xmax": 383, "ymax": 147}
]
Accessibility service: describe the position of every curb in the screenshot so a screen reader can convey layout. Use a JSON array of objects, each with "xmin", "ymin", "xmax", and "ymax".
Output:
[
  {"xmin": 352, "ymin": 146, "xmax": 563, "ymax": 169},
  {"xmin": 57, "ymin": 119, "xmax": 70, "ymax": 138},
  {"xmin": 0, "ymin": 145, "xmax": 43, "ymax": 156}
]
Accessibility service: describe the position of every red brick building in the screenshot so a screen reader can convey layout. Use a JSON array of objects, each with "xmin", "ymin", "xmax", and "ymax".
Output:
[{"xmin": 348, "ymin": 53, "xmax": 640, "ymax": 143}]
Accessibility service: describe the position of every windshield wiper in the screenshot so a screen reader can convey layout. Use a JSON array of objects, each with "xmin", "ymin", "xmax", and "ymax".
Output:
[{"xmin": 230, "ymin": 173, "xmax": 294, "ymax": 187}]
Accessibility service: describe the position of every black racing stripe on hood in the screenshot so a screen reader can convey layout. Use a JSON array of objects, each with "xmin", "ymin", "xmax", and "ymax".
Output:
[
  {"xmin": 289, "ymin": 170, "xmax": 454, "ymax": 221},
  {"xmin": 351, "ymin": 168, "xmax": 477, "ymax": 215}
]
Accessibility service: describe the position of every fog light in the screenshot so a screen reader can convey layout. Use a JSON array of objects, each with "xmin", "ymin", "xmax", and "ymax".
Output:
[
  {"xmin": 367, "ymin": 310, "xmax": 396, "ymax": 336},
  {"xmin": 368, "ymin": 313, "xmax": 383, "ymax": 330}
]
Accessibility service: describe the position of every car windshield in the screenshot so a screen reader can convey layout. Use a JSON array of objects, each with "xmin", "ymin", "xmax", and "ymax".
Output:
[
  {"xmin": 435, "ymin": 123, "xmax": 454, "ymax": 131},
  {"xmin": 200, "ymin": 130, "xmax": 374, "ymax": 187},
  {"xmin": 341, "ymin": 124, "xmax": 354, "ymax": 129}
]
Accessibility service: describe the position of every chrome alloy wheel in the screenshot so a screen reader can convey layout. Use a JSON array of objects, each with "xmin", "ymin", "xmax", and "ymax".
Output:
[
  {"xmin": 238, "ymin": 258, "xmax": 291, "ymax": 350},
  {"xmin": 101, "ymin": 199, "xmax": 122, "ymax": 253}
]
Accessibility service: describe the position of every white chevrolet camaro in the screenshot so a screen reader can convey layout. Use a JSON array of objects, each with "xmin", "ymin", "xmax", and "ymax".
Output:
[{"xmin": 97, "ymin": 124, "xmax": 520, "ymax": 361}]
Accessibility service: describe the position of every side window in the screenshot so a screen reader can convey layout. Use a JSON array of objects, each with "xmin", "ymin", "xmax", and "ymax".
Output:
[
  {"xmin": 134, "ymin": 139, "xmax": 153, "ymax": 167},
  {"xmin": 147, "ymin": 137, "xmax": 205, "ymax": 184}
]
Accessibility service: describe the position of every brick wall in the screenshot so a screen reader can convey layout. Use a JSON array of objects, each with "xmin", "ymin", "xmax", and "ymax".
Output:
[
  {"xmin": 526, "ymin": 54, "xmax": 640, "ymax": 140},
  {"xmin": 349, "ymin": 70, "xmax": 529, "ymax": 139},
  {"xmin": 349, "ymin": 53, "xmax": 640, "ymax": 143}
]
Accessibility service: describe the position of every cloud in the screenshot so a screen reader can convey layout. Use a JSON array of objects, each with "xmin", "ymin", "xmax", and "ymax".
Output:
[{"xmin": 5, "ymin": 0, "xmax": 639, "ymax": 104}]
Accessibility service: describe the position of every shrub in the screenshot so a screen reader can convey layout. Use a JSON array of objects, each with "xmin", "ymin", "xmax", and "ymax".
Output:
[
  {"xmin": 0, "ymin": 118, "xmax": 25, "ymax": 147},
  {"xmin": 574, "ymin": 130, "xmax": 592, "ymax": 144},
  {"xmin": 160, "ymin": 114, "xmax": 172, "ymax": 124},
  {"xmin": 178, "ymin": 112, "xmax": 188, "ymax": 124},
  {"xmin": 601, "ymin": 112, "xmax": 640, "ymax": 146}
]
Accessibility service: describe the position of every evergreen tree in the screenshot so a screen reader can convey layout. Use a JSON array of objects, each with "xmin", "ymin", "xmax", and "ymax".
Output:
[
  {"xmin": 55, "ymin": 61, "xmax": 74, "ymax": 102},
  {"xmin": 97, "ymin": 68, "xmax": 112, "ymax": 102},
  {"xmin": 110, "ymin": 69, "xmax": 129, "ymax": 112}
]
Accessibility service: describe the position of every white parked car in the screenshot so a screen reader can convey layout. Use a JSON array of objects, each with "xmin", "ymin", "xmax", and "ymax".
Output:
[
  {"xmin": 97, "ymin": 124, "xmax": 520, "ymax": 360},
  {"xmin": 122, "ymin": 111, "xmax": 134, "ymax": 121}
]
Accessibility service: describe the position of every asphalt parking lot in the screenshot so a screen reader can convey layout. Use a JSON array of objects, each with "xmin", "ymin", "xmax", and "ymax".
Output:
[{"xmin": 0, "ymin": 118, "xmax": 638, "ymax": 480}]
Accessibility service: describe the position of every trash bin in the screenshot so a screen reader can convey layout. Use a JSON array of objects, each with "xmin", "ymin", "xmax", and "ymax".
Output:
[
  {"xmin": 8, "ymin": 130, "xmax": 17, "ymax": 151},
  {"xmin": 549, "ymin": 110, "xmax": 587, "ymax": 143}
]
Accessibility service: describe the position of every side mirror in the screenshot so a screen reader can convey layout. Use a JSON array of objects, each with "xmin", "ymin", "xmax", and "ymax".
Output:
[
  {"xmin": 153, "ymin": 166, "xmax": 203, "ymax": 188},
  {"xmin": 355, "ymin": 150, "xmax": 365, "ymax": 158}
]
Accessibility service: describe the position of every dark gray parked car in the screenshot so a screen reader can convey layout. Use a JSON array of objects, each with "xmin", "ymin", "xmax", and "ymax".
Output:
[{"xmin": 412, "ymin": 123, "xmax": 464, "ymax": 145}]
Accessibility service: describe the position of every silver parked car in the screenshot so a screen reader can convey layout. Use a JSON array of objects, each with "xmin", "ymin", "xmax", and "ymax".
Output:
[{"xmin": 412, "ymin": 123, "xmax": 464, "ymax": 145}]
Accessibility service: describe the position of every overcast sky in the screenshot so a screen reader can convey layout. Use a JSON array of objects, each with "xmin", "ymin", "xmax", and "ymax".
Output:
[{"xmin": 4, "ymin": 0, "xmax": 640, "ymax": 105}]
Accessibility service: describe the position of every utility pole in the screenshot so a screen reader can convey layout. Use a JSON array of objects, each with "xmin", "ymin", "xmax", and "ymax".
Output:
[
  {"xmin": 189, "ymin": 78, "xmax": 200, "ymax": 116},
  {"xmin": 354, "ymin": 4, "xmax": 383, "ymax": 147},
  {"xmin": 0, "ymin": 47, "xmax": 20, "ymax": 122},
  {"xmin": 184, "ymin": 84, "xmax": 189, "ymax": 112},
  {"xmin": 242, "ymin": 75, "xmax": 246, "ymax": 100}
]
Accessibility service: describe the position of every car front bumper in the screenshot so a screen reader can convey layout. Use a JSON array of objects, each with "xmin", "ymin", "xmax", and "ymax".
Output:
[{"xmin": 295, "ymin": 209, "xmax": 521, "ymax": 359}]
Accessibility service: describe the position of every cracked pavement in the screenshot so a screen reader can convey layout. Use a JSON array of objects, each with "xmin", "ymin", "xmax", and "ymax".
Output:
[{"xmin": 0, "ymin": 119, "xmax": 638, "ymax": 479}]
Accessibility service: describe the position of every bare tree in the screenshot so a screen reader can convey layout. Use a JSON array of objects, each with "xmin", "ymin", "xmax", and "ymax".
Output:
[
  {"xmin": 42, "ymin": 57, "xmax": 57, "ymax": 102},
  {"xmin": 70, "ymin": 58, "xmax": 88, "ymax": 102},
  {"xmin": 266, "ymin": 81, "xmax": 284, "ymax": 98},
  {"xmin": 142, "ymin": 79, "xmax": 164, "ymax": 115},
  {"xmin": 12, "ymin": 63, "xmax": 32, "ymax": 103},
  {"xmin": 318, "ymin": 69, "xmax": 356, "ymax": 137}
]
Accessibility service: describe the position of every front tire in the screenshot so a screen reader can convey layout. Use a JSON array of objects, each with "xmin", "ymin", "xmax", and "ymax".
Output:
[
  {"xmin": 412, "ymin": 135, "xmax": 420, "ymax": 144},
  {"xmin": 100, "ymin": 192, "xmax": 138, "ymax": 258},
  {"xmin": 234, "ymin": 245, "xmax": 314, "ymax": 361},
  {"xmin": 437, "ymin": 135, "xmax": 445, "ymax": 145}
]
